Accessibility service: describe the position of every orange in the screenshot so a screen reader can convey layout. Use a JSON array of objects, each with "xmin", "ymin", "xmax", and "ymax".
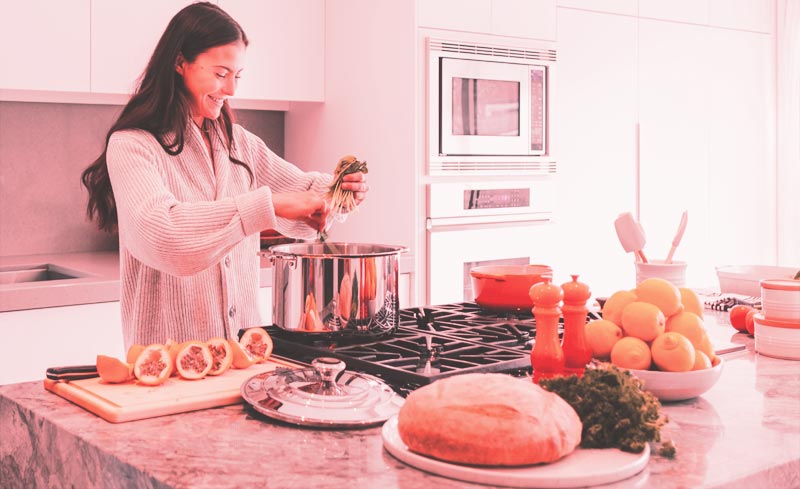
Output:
[
  {"xmin": 206, "ymin": 337, "xmax": 233, "ymax": 376},
  {"xmin": 229, "ymin": 338, "xmax": 255, "ymax": 369},
  {"xmin": 175, "ymin": 341, "xmax": 213, "ymax": 380},
  {"xmin": 679, "ymin": 288, "xmax": 704, "ymax": 318},
  {"xmin": 126, "ymin": 344, "xmax": 145, "ymax": 364},
  {"xmin": 610, "ymin": 336, "xmax": 652, "ymax": 370},
  {"xmin": 620, "ymin": 301, "xmax": 666, "ymax": 341},
  {"xmin": 96, "ymin": 355, "xmax": 133, "ymax": 384},
  {"xmin": 693, "ymin": 350, "xmax": 712, "ymax": 370},
  {"xmin": 240, "ymin": 328, "xmax": 274, "ymax": 363},
  {"xmin": 584, "ymin": 319, "xmax": 624, "ymax": 360},
  {"xmin": 666, "ymin": 311, "xmax": 712, "ymax": 357},
  {"xmin": 601, "ymin": 290, "xmax": 638, "ymax": 326},
  {"xmin": 651, "ymin": 332, "xmax": 695, "ymax": 372},
  {"xmin": 133, "ymin": 344, "xmax": 173, "ymax": 386},
  {"xmin": 635, "ymin": 278, "xmax": 683, "ymax": 317}
]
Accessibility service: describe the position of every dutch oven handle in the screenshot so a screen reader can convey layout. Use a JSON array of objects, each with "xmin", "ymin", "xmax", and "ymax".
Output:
[{"xmin": 470, "ymin": 270, "xmax": 507, "ymax": 282}]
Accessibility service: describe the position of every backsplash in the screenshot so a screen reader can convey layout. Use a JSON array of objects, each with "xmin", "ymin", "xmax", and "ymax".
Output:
[{"xmin": 0, "ymin": 101, "xmax": 284, "ymax": 257}]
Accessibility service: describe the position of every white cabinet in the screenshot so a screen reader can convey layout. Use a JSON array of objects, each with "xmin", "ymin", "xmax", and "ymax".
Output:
[
  {"xmin": 708, "ymin": 0, "xmax": 775, "ymax": 33},
  {"xmin": 557, "ymin": 8, "xmax": 775, "ymax": 291},
  {"xmin": 555, "ymin": 9, "xmax": 639, "ymax": 296},
  {"xmin": 218, "ymin": 0, "xmax": 324, "ymax": 102},
  {"xmin": 417, "ymin": 0, "xmax": 556, "ymax": 40},
  {"xmin": 91, "ymin": 0, "xmax": 194, "ymax": 95},
  {"xmin": 0, "ymin": 0, "xmax": 90, "ymax": 92},
  {"xmin": 556, "ymin": 0, "xmax": 637, "ymax": 16},
  {"xmin": 0, "ymin": 302, "xmax": 124, "ymax": 385}
]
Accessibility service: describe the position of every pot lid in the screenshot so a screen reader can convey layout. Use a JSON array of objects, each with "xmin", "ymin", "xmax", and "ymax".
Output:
[{"xmin": 241, "ymin": 357, "xmax": 404, "ymax": 428}]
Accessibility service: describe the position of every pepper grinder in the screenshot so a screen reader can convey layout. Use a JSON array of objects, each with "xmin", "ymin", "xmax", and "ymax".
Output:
[
  {"xmin": 561, "ymin": 274, "xmax": 592, "ymax": 377},
  {"xmin": 529, "ymin": 276, "xmax": 565, "ymax": 383}
]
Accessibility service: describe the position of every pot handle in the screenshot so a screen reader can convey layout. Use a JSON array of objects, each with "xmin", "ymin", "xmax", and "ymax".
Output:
[
  {"xmin": 470, "ymin": 270, "xmax": 507, "ymax": 282},
  {"xmin": 258, "ymin": 250, "xmax": 297, "ymax": 269}
]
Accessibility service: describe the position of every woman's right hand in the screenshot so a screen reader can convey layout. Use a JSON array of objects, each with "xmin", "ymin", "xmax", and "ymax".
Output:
[{"xmin": 272, "ymin": 191, "xmax": 330, "ymax": 231}]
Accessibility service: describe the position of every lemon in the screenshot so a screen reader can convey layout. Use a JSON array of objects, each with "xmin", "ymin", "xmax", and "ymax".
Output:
[
  {"xmin": 651, "ymin": 332, "xmax": 695, "ymax": 372},
  {"xmin": 610, "ymin": 336, "xmax": 652, "ymax": 370},
  {"xmin": 679, "ymin": 287, "xmax": 704, "ymax": 318},
  {"xmin": 601, "ymin": 290, "xmax": 638, "ymax": 326},
  {"xmin": 585, "ymin": 319, "xmax": 624, "ymax": 360},
  {"xmin": 636, "ymin": 278, "xmax": 683, "ymax": 317},
  {"xmin": 693, "ymin": 350, "xmax": 712, "ymax": 370},
  {"xmin": 620, "ymin": 301, "xmax": 666, "ymax": 342}
]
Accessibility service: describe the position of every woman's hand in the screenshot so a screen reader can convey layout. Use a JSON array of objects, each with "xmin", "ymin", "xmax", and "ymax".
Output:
[
  {"xmin": 272, "ymin": 191, "xmax": 330, "ymax": 231},
  {"xmin": 339, "ymin": 172, "xmax": 369, "ymax": 206}
]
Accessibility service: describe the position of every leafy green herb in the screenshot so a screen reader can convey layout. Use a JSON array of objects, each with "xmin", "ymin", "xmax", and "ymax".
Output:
[
  {"xmin": 319, "ymin": 156, "xmax": 368, "ymax": 242},
  {"xmin": 539, "ymin": 362, "xmax": 669, "ymax": 454}
]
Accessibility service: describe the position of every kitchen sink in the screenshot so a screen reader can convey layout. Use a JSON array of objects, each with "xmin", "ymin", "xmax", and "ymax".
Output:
[{"xmin": 0, "ymin": 263, "xmax": 90, "ymax": 285}]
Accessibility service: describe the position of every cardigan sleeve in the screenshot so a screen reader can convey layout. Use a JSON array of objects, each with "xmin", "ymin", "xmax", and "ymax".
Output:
[
  {"xmin": 107, "ymin": 129, "xmax": 277, "ymax": 276},
  {"xmin": 240, "ymin": 127, "xmax": 333, "ymax": 240}
]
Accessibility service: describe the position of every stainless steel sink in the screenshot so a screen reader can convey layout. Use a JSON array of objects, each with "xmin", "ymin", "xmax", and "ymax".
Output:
[{"xmin": 0, "ymin": 264, "xmax": 90, "ymax": 285}]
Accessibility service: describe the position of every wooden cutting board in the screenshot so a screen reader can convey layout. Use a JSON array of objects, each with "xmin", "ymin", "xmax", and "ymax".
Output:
[{"xmin": 44, "ymin": 357, "xmax": 301, "ymax": 423}]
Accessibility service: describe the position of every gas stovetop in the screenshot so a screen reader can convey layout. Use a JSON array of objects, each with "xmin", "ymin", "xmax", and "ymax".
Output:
[{"xmin": 260, "ymin": 302, "xmax": 601, "ymax": 396}]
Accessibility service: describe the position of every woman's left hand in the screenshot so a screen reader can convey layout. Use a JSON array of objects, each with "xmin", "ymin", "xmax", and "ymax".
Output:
[{"xmin": 340, "ymin": 172, "xmax": 369, "ymax": 206}]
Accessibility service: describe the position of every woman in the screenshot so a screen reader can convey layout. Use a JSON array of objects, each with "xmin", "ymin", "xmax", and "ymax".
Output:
[{"xmin": 81, "ymin": 2, "xmax": 367, "ymax": 349}]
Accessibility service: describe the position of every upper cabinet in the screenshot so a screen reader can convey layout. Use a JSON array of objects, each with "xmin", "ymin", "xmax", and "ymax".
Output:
[
  {"xmin": 91, "ymin": 0, "xmax": 194, "ymax": 95},
  {"xmin": 219, "ymin": 0, "xmax": 324, "ymax": 102},
  {"xmin": 2, "ymin": 0, "xmax": 324, "ymax": 105},
  {"xmin": 418, "ymin": 0, "xmax": 557, "ymax": 40},
  {"xmin": 0, "ymin": 0, "xmax": 90, "ymax": 92}
]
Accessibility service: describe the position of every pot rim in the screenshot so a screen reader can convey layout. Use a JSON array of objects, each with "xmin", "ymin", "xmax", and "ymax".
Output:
[{"xmin": 263, "ymin": 242, "xmax": 409, "ymax": 259}]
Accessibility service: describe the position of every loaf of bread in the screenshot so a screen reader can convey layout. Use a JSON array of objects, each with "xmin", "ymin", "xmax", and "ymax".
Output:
[{"xmin": 397, "ymin": 373, "xmax": 582, "ymax": 466}]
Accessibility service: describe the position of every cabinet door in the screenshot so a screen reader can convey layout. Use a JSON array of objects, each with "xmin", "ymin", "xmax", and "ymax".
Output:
[
  {"xmin": 417, "ymin": 0, "xmax": 492, "ymax": 32},
  {"xmin": 491, "ymin": 0, "xmax": 556, "ymax": 40},
  {"xmin": 638, "ymin": 19, "xmax": 712, "ymax": 286},
  {"xmin": 555, "ymin": 8, "xmax": 638, "ymax": 295},
  {"xmin": 639, "ymin": 0, "xmax": 709, "ymax": 25},
  {"xmin": 706, "ymin": 29, "xmax": 775, "ymax": 266},
  {"xmin": 91, "ymin": 0, "xmax": 195, "ymax": 94},
  {"xmin": 219, "ymin": 0, "xmax": 324, "ymax": 102},
  {"xmin": 556, "ymin": 0, "xmax": 637, "ymax": 16},
  {"xmin": 0, "ymin": 0, "xmax": 90, "ymax": 92},
  {"xmin": 709, "ymin": 0, "xmax": 775, "ymax": 33},
  {"xmin": 0, "ymin": 302, "xmax": 124, "ymax": 385}
]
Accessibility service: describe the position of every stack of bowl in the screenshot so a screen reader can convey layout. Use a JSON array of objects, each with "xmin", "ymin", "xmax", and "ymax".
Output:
[{"xmin": 754, "ymin": 278, "xmax": 800, "ymax": 360}]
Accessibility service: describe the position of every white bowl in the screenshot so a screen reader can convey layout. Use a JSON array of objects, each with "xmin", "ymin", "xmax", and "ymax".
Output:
[
  {"xmin": 716, "ymin": 265, "xmax": 797, "ymax": 296},
  {"xmin": 629, "ymin": 358, "xmax": 724, "ymax": 402}
]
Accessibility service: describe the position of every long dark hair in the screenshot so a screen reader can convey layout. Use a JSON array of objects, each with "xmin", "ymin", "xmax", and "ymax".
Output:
[{"xmin": 81, "ymin": 2, "xmax": 249, "ymax": 232}]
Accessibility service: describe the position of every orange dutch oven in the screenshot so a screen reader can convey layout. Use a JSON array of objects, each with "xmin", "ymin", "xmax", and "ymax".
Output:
[{"xmin": 470, "ymin": 264, "xmax": 553, "ymax": 312}]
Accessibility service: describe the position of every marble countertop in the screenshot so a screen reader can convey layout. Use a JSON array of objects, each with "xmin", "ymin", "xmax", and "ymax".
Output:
[{"xmin": 1, "ymin": 312, "xmax": 799, "ymax": 489}]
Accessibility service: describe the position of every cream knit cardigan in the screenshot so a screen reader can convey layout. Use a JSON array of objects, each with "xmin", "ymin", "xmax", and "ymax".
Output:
[{"xmin": 106, "ymin": 121, "xmax": 330, "ymax": 349}]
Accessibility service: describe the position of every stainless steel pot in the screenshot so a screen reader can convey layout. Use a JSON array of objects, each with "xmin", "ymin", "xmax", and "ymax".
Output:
[{"xmin": 264, "ymin": 242, "xmax": 408, "ymax": 338}]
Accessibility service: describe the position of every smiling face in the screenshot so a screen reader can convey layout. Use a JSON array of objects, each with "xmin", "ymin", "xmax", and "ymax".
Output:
[{"xmin": 176, "ymin": 40, "xmax": 246, "ymax": 126}]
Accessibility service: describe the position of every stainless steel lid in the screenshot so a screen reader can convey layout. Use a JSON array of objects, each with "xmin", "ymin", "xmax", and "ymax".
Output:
[{"xmin": 241, "ymin": 357, "xmax": 404, "ymax": 428}]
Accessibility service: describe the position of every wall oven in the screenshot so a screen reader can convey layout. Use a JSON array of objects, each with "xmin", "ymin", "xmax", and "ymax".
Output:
[
  {"xmin": 426, "ymin": 179, "xmax": 558, "ymax": 306},
  {"xmin": 428, "ymin": 38, "xmax": 557, "ymax": 175}
]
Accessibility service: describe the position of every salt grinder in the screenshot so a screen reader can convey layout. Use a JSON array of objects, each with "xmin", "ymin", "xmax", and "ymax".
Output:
[
  {"xmin": 529, "ymin": 276, "xmax": 565, "ymax": 383},
  {"xmin": 561, "ymin": 274, "xmax": 592, "ymax": 377}
]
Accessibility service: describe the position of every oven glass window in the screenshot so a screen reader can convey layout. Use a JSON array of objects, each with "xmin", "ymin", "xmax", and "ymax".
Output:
[{"xmin": 451, "ymin": 78, "xmax": 520, "ymax": 137}]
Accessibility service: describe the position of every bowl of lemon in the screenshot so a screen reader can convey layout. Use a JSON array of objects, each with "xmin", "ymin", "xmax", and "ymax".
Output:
[{"xmin": 586, "ymin": 278, "xmax": 724, "ymax": 402}]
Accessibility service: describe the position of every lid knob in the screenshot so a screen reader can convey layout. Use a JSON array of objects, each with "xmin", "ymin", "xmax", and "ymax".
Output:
[
  {"xmin": 308, "ymin": 357, "xmax": 347, "ymax": 396},
  {"xmin": 562, "ymin": 274, "xmax": 591, "ymax": 304},
  {"xmin": 529, "ymin": 276, "xmax": 563, "ymax": 306}
]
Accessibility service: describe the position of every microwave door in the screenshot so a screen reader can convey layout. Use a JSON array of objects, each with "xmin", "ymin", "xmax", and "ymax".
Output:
[{"xmin": 440, "ymin": 58, "xmax": 531, "ymax": 156}]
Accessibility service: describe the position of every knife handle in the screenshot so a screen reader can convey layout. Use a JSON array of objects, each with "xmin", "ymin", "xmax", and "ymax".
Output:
[{"xmin": 46, "ymin": 365, "xmax": 99, "ymax": 381}]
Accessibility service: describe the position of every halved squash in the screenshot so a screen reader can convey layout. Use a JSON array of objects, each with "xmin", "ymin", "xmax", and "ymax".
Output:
[
  {"xmin": 133, "ymin": 344, "xmax": 173, "ymax": 386},
  {"xmin": 96, "ymin": 354, "xmax": 133, "ymax": 384},
  {"xmin": 174, "ymin": 341, "xmax": 213, "ymax": 380},
  {"xmin": 206, "ymin": 337, "xmax": 233, "ymax": 376},
  {"xmin": 228, "ymin": 338, "xmax": 255, "ymax": 369},
  {"xmin": 239, "ymin": 328, "xmax": 273, "ymax": 364}
]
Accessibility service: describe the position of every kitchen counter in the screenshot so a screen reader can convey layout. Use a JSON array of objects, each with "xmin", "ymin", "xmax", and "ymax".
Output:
[{"xmin": 1, "ymin": 312, "xmax": 798, "ymax": 489}]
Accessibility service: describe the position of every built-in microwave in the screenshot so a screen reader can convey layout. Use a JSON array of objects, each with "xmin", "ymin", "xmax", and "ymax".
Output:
[{"xmin": 427, "ymin": 38, "xmax": 557, "ymax": 174}]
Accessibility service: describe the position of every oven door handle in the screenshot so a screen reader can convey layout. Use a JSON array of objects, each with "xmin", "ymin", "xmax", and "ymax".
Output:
[{"xmin": 427, "ymin": 214, "xmax": 551, "ymax": 229}]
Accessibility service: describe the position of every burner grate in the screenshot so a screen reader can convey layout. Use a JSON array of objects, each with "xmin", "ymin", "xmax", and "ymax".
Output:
[{"xmin": 262, "ymin": 302, "xmax": 600, "ymax": 395}]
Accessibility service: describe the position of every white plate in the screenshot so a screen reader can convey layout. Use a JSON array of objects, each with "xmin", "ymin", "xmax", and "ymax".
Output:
[{"xmin": 381, "ymin": 415, "xmax": 649, "ymax": 488}]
